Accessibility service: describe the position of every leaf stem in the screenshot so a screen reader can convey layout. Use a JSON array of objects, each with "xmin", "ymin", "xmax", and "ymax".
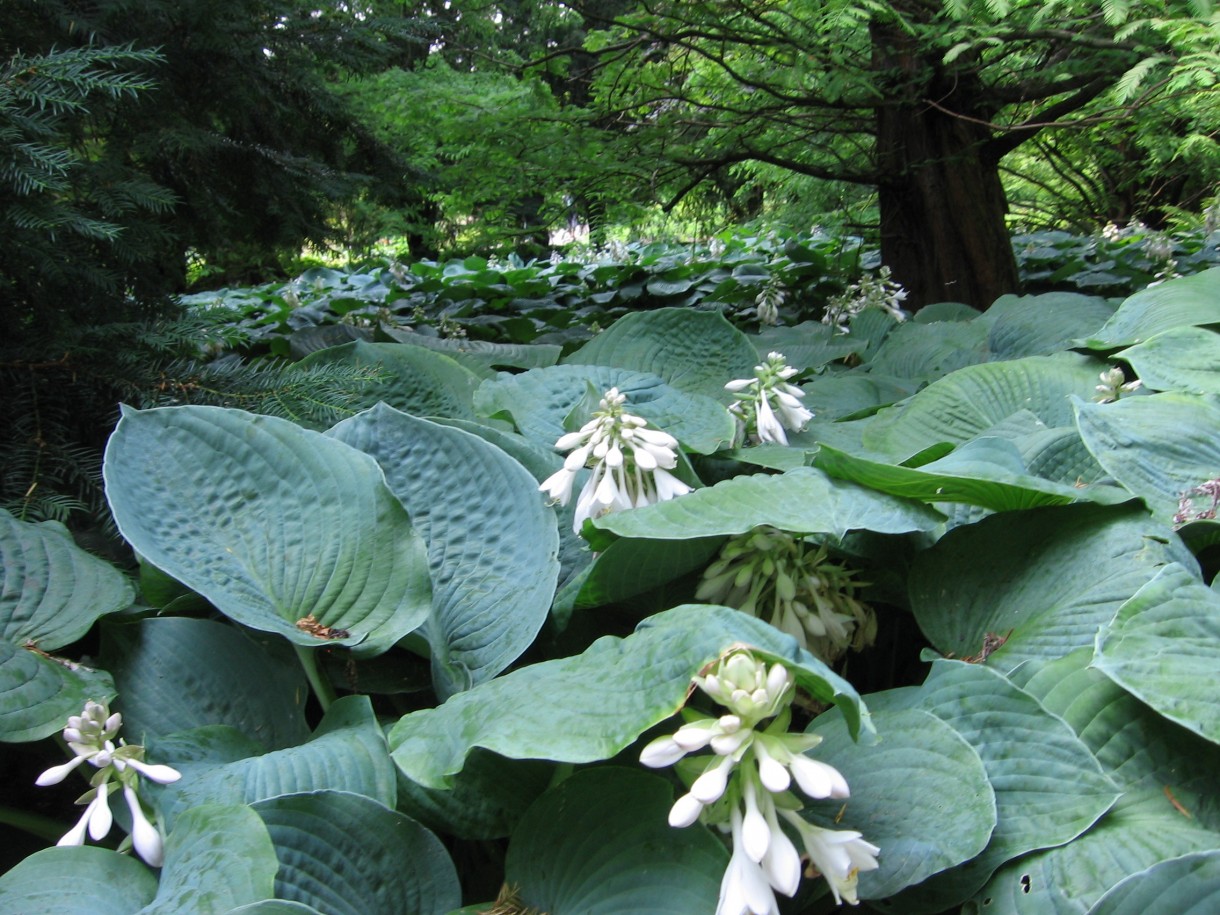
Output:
[{"xmin": 294, "ymin": 645, "xmax": 337, "ymax": 713}]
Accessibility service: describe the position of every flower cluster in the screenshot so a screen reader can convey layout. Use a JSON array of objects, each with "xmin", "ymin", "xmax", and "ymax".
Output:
[
  {"xmin": 696, "ymin": 528, "xmax": 875, "ymax": 663},
  {"xmin": 725, "ymin": 353, "xmax": 813, "ymax": 446},
  {"xmin": 539, "ymin": 387, "xmax": 692, "ymax": 533},
  {"xmin": 641, "ymin": 650, "xmax": 879, "ymax": 913},
  {"xmin": 754, "ymin": 276, "xmax": 785, "ymax": 326},
  {"xmin": 1093, "ymin": 366, "xmax": 1143, "ymax": 403},
  {"xmin": 822, "ymin": 266, "xmax": 909, "ymax": 334},
  {"xmin": 36, "ymin": 700, "xmax": 181, "ymax": 866}
]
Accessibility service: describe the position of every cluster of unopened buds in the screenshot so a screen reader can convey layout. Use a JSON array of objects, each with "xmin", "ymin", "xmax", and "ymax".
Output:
[
  {"xmin": 696, "ymin": 528, "xmax": 876, "ymax": 663},
  {"xmin": 1094, "ymin": 366, "xmax": 1142, "ymax": 403},
  {"xmin": 36, "ymin": 699, "xmax": 181, "ymax": 866},
  {"xmin": 725, "ymin": 353, "xmax": 814, "ymax": 446},
  {"xmin": 641, "ymin": 649, "xmax": 879, "ymax": 914},
  {"xmin": 539, "ymin": 387, "xmax": 692, "ymax": 533},
  {"xmin": 754, "ymin": 277, "xmax": 785, "ymax": 326}
]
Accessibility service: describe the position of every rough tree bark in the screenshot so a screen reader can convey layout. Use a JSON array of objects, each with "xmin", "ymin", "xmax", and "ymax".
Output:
[{"xmin": 871, "ymin": 23, "xmax": 1021, "ymax": 310}]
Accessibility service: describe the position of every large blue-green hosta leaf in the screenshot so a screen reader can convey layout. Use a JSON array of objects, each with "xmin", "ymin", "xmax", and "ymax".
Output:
[
  {"xmin": 815, "ymin": 438, "xmax": 1125, "ymax": 513},
  {"xmin": 1085, "ymin": 850, "xmax": 1220, "ymax": 915},
  {"xmin": 563, "ymin": 307, "xmax": 758, "ymax": 400},
  {"xmin": 296, "ymin": 339, "xmax": 483, "ymax": 419},
  {"xmin": 0, "ymin": 509, "xmax": 128, "ymax": 742},
  {"xmin": 861, "ymin": 352, "xmax": 1105, "ymax": 461},
  {"xmin": 967, "ymin": 649, "xmax": 1220, "ymax": 914},
  {"xmin": 505, "ymin": 768, "xmax": 728, "ymax": 914},
  {"xmin": 979, "ymin": 292, "xmax": 1115, "ymax": 359},
  {"xmin": 1081, "ymin": 267, "xmax": 1220, "ymax": 349},
  {"xmin": 867, "ymin": 319, "xmax": 990, "ymax": 381},
  {"xmin": 379, "ymin": 325, "xmax": 563, "ymax": 374},
  {"xmin": 804, "ymin": 706, "xmax": 996, "ymax": 900},
  {"xmin": 1074, "ymin": 392, "xmax": 1220, "ymax": 524},
  {"xmin": 0, "ymin": 638, "xmax": 115, "ymax": 743},
  {"xmin": 252, "ymin": 791, "xmax": 459, "ymax": 915},
  {"xmin": 388, "ymin": 604, "xmax": 869, "ymax": 789},
  {"xmin": 1094, "ymin": 563, "xmax": 1220, "ymax": 745},
  {"xmin": 909, "ymin": 503, "xmax": 1195, "ymax": 670},
  {"xmin": 103, "ymin": 405, "xmax": 431, "ymax": 657},
  {"xmin": 587, "ymin": 466, "xmax": 942, "ymax": 546},
  {"xmin": 475, "ymin": 364, "xmax": 734, "ymax": 454},
  {"xmin": 0, "ymin": 509, "xmax": 132, "ymax": 646},
  {"xmin": 396, "ymin": 748, "xmax": 554, "ymax": 840},
  {"xmin": 0, "ymin": 807, "xmax": 278, "ymax": 915},
  {"xmin": 328, "ymin": 404, "xmax": 558, "ymax": 697},
  {"xmin": 867, "ymin": 661, "xmax": 1118, "ymax": 912},
  {"xmin": 138, "ymin": 805, "xmax": 278, "ymax": 914},
  {"xmin": 752, "ymin": 321, "xmax": 863, "ymax": 369},
  {"xmin": 0, "ymin": 847, "xmax": 157, "ymax": 914},
  {"xmin": 150, "ymin": 696, "xmax": 396, "ymax": 829},
  {"xmin": 1116, "ymin": 326, "xmax": 1220, "ymax": 395},
  {"xmin": 101, "ymin": 617, "xmax": 309, "ymax": 749}
]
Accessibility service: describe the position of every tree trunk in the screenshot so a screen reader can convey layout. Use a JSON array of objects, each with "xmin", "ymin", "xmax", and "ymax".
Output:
[{"xmin": 871, "ymin": 25, "xmax": 1020, "ymax": 310}]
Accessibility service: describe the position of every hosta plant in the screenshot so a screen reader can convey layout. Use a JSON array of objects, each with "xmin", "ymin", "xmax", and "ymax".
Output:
[{"xmin": 3, "ymin": 268, "xmax": 1220, "ymax": 913}]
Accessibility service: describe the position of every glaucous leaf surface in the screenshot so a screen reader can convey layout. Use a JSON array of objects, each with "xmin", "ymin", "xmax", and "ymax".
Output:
[
  {"xmin": 866, "ymin": 661, "xmax": 1119, "ymax": 912},
  {"xmin": 474, "ymin": 364, "xmax": 735, "ymax": 454},
  {"xmin": 0, "ymin": 509, "xmax": 133, "ymax": 647},
  {"xmin": 388, "ymin": 603, "xmax": 869, "ymax": 789},
  {"xmin": 395, "ymin": 748, "xmax": 554, "ymax": 840},
  {"xmin": 505, "ymin": 768, "xmax": 728, "ymax": 914},
  {"xmin": 1084, "ymin": 850, "xmax": 1220, "ymax": 915},
  {"xmin": 968, "ymin": 649, "xmax": 1220, "ymax": 914},
  {"xmin": 909, "ymin": 503, "xmax": 1195, "ymax": 669},
  {"xmin": 587, "ymin": 466, "xmax": 943, "ymax": 546},
  {"xmin": 1081, "ymin": 267, "xmax": 1220, "ymax": 348},
  {"xmin": 101, "ymin": 617, "xmax": 310, "ymax": 749},
  {"xmin": 1116, "ymin": 325, "xmax": 1220, "ymax": 395},
  {"xmin": 861, "ymin": 352, "xmax": 1106, "ymax": 461},
  {"xmin": 1094, "ymin": 563, "xmax": 1220, "ymax": 745},
  {"xmin": 1074, "ymin": 392, "xmax": 1220, "ymax": 523},
  {"xmin": 151, "ymin": 696, "xmax": 396, "ymax": 829},
  {"xmin": 252, "ymin": 791, "xmax": 459, "ymax": 915},
  {"xmin": 0, "ymin": 847, "xmax": 157, "ymax": 914},
  {"xmin": 139, "ymin": 805, "xmax": 278, "ymax": 915},
  {"xmin": 0, "ymin": 637, "xmax": 115, "ymax": 743},
  {"xmin": 805, "ymin": 706, "xmax": 996, "ymax": 899},
  {"xmin": 104, "ymin": 405, "xmax": 432, "ymax": 656},
  {"xmin": 328, "ymin": 404, "xmax": 559, "ymax": 697},
  {"xmin": 563, "ymin": 307, "xmax": 758, "ymax": 400},
  {"xmin": 296, "ymin": 339, "xmax": 483, "ymax": 419}
]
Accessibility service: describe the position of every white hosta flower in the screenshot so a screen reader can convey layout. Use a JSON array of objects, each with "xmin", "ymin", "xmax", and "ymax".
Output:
[
  {"xmin": 779, "ymin": 810, "xmax": 881, "ymax": 906},
  {"xmin": 726, "ymin": 353, "xmax": 813, "ymax": 446},
  {"xmin": 539, "ymin": 387, "xmax": 691, "ymax": 533},
  {"xmin": 37, "ymin": 699, "xmax": 181, "ymax": 866},
  {"xmin": 124, "ymin": 785, "xmax": 166, "ymax": 868},
  {"xmin": 718, "ymin": 807, "xmax": 781, "ymax": 915},
  {"xmin": 641, "ymin": 648, "xmax": 878, "ymax": 908},
  {"xmin": 822, "ymin": 266, "xmax": 909, "ymax": 334}
]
